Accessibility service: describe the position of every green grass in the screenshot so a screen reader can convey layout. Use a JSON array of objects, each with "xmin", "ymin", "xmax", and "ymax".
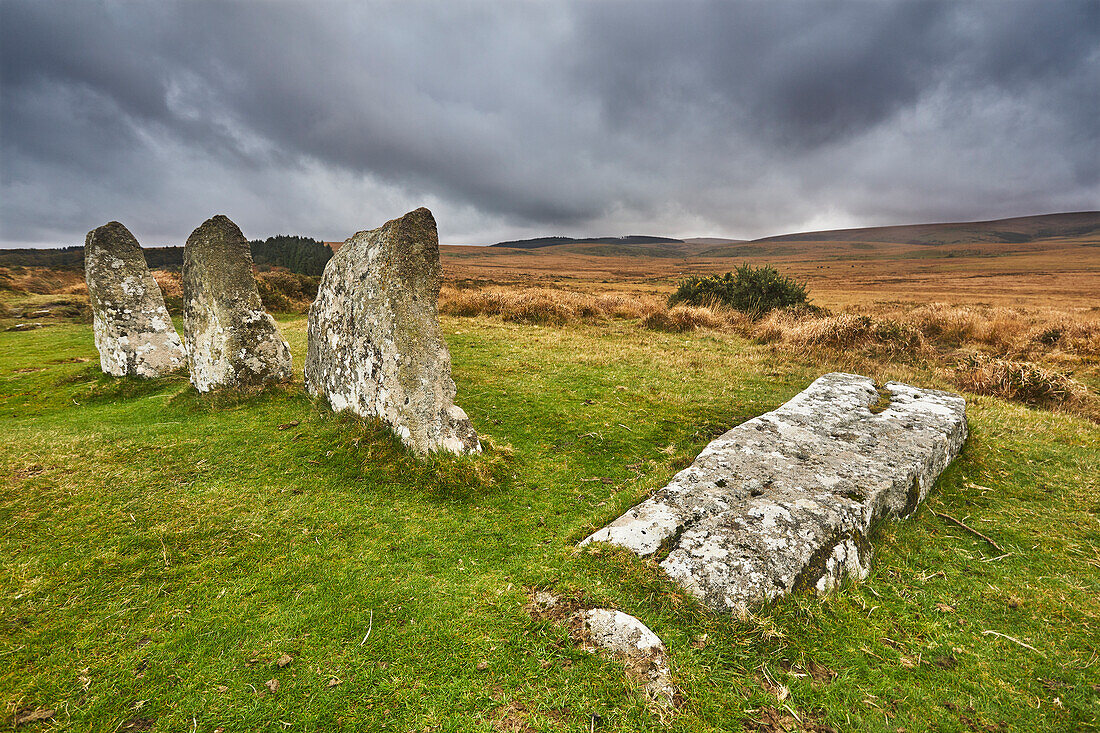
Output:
[{"xmin": 1, "ymin": 316, "xmax": 1097, "ymax": 731}]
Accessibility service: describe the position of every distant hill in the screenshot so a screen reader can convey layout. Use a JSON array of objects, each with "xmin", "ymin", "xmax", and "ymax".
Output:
[
  {"xmin": 682, "ymin": 237, "xmax": 745, "ymax": 245},
  {"xmin": 491, "ymin": 235, "xmax": 683, "ymax": 249},
  {"xmin": 750, "ymin": 211, "xmax": 1100, "ymax": 247}
]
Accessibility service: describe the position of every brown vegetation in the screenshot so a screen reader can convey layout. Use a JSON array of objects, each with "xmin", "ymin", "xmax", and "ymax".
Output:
[
  {"xmin": 4, "ymin": 220, "xmax": 1097, "ymax": 421},
  {"xmin": 439, "ymin": 285, "xmax": 659, "ymax": 325},
  {"xmin": 0, "ymin": 266, "xmax": 86, "ymax": 296},
  {"xmin": 434, "ymin": 283, "xmax": 1099, "ymax": 421}
]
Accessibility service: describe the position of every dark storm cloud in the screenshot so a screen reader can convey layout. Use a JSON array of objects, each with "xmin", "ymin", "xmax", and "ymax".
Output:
[{"xmin": 1, "ymin": 1, "xmax": 1097, "ymax": 246}]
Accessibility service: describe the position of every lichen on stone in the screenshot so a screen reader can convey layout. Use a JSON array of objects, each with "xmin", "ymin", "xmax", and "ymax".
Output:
[
  {"xmin": 84, "ymin": 221, "xmax": 186, "ymax": 378},
  {"xmin": 581, "ymin": 372, "xmax": 968, "ymax": 613},
  {"xmin": 182, "ymin": 215, "xmax": 292, "ymax": 392},
  {"xmin": 304, "ymin": 208, "xmax": 480, "ymax": 455}
]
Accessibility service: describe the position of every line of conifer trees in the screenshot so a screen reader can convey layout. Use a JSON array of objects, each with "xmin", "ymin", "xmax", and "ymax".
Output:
[{"xmin": 1, "ymin": 236, "xmax": 333, "ymax": 277}]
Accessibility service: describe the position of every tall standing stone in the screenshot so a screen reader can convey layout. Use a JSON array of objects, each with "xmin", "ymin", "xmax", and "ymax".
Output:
[
  {"xmin": 84, "ymin": 221, "xmax": 186, "ymax": 378},
  {"xmin": 182, "ymin": 215, "xmax": 292, "ymax": 392},
  {"xmin": 305, "ymin": 208, "xmax": 480, "ymax": 454}
]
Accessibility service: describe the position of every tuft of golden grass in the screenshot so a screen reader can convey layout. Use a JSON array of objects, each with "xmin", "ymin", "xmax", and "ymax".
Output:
[
  {"xmin": 439, "ymin": 285, "xmax": 661, "ymax": 325},
  {"xmin": 641, "ymin": 305, "xmax": 730, "ymax": 333},
  {"xmin": 954, "ymin": 353, "xmax": 1090, "ymax": 406}
]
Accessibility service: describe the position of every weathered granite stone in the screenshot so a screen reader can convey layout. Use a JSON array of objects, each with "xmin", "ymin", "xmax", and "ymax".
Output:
[
  {"xmin": 581, "ymin": 373, "xmax": 967, "ymax": 613},
  {"xmin": 304, "ymin": 208, "xmax": 479, "ymax": 455},
  {"xmin": 84, "ymin": 222, "xmax": 186, "ymax": 378},
  {"xmin": 182, "ymin": 215, "xmax": 292, "ymax": 391}
]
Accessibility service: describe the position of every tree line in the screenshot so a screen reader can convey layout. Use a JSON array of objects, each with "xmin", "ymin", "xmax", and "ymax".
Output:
[{"xmin": 0, "ymin": 236, "xmax": 333, "ymax": 276}]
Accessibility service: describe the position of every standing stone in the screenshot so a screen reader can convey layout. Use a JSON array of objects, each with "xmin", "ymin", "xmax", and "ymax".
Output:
[
  {"xmin": 84, "ymin": 221, "xmax": 186, "ymax": 378},
  {"xmin": 183, "ymin": 215, "xmax": 292, "ymax": 391},
  {"xmin": 305, "ymin": 208, "xmax": 480, "ymax": 454}
]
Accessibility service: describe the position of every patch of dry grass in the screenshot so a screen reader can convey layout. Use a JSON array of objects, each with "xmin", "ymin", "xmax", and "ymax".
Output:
[
  {"xmin": 0, "ymin": 267, "xmax": 86, "ymax": 296},
  {"xmin": 954, "ymin": 352, "xmax": 1093, "ymax": 411},
  {"xmin": 439, "ymin": 285, "xmax": 661, "ymax": 325},
  {"xmin": 439, "ymin": 286, "xmax": 1099, "ymax": 421}
]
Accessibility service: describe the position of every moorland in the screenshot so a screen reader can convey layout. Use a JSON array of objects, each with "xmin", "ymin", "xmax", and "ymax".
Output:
[{"xmin": 1, "ymin": 212, "xmax": 1097, "ymax": 731}]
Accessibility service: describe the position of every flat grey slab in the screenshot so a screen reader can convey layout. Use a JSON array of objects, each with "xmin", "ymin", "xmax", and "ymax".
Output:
[{"xmin": 581, "ymin": 372, "xmax": 967, "ymax": 613}]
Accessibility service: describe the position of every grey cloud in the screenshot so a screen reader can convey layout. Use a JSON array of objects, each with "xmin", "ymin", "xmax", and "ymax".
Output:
[{"xmin": 1, "ymin": 0, "xmax": 1097, "ymax": 246}]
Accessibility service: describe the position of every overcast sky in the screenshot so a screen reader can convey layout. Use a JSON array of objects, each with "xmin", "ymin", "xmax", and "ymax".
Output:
[{"xmin": 2, "ymin": 1, "xmax": 1098, "ymax": 247}]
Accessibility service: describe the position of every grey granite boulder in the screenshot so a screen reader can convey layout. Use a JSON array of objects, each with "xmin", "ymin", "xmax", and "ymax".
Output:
[
  {"xmin": 581, "ymin": 373, "xmax": 967, "ymax": 613},
  {"xmin": 84, "ymin": 221, "xmax": 186, "ymax": 378},
  {"xmin": 305, "ymin": 208, "xmax": 479, "ymax": 454},
  {"xmin": 182, "ymin": 215, "xmax": 292, "ymax": 391}
]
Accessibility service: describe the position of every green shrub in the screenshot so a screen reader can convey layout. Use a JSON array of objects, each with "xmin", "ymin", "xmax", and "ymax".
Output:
[{"xmin": 668, "ymin": 264, "xmax": 808, "ymax": 317}]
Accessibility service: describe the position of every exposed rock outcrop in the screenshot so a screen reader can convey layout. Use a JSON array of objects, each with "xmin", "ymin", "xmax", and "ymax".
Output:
[
  {"xmin": 581, "ymin": 373, "xmax": 967, "ymax": 613},
  {"xmin": 182, "ymin": 215, "xmax": 292, "ymax": 391},
  {"xmin": 304, "ymin": 208, "xmax": 479, "ymax": 454},
  {"xmin": 84, "ymin": 221, "xmax": 186, "ymax": 378}
]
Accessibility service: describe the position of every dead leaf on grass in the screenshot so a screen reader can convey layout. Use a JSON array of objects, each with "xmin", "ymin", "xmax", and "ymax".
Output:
[
  {"xmin": 936, "ymin": 603, "xmax": 956, "ymax": 613},
  {"xmin": 14, "ymin": 708, "xmax": 55, "ymax": 727},
  {"xmin": 807, "ymin": 661, "xmax": 836, "ymax": 684},
  {"xmin": 278, "ymin": 421, "xmax": 300, "ymax": 431},
  {"xmin": 326, "ymin": 677, "xmax": 342, "ymax": 688},
  {"xmin": 750, "ymin": 705, "xmax": 837, "ymax": 733},
  {"xmin": 933, "ymin": 654, "xmax": 957, "ymax": 670}
]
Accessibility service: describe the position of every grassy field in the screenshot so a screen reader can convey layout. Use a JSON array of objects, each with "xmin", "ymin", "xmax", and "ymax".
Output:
[{"xmin": 2, "ymin": 308, "xmax": 1098, "ymax": 731}]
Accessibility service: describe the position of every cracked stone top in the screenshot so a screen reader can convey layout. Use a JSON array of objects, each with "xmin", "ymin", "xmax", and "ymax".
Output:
[
  {"xmin": 182, "ymin": 215, "xmax": 292, "ymax": 392},
  {"xmin": 84, "ymin": 221, "xmax": 186, "ymax": 378},
  {"xmin": 581, "ymin": 372, "xmax": 967, "ymax": 613},
  {"xmin": 304, "ymin": 208, "xmax": 480, "ymax": 455}
]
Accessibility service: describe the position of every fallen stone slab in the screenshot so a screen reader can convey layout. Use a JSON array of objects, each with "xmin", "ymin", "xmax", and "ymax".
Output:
[
  {"xmin": 581, "ymin": 372, "xmax": 967, "ymax": 613},
  {"xmin": 84, "ymin": 221, "xmax": 186, "ymax": 378},
  {"xmin": 183, "ymin": 215, "xmax": 292, "ymax": 391},
  {"xmin": 529, "ymin": 591, "xmax": 676, "ymax": 713},
  {"xmin": 305, "ymin": 208, "xmax": 479, "ymax": 454}
]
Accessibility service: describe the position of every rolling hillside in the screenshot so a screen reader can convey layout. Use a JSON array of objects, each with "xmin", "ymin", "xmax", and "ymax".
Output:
[{"xmin": 749, "ymin": 211, "xmax": 1100, "ymax": 247}]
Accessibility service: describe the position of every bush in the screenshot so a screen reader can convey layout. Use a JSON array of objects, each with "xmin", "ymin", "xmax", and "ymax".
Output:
[
  {"xmin": 254, "ymin": 268, "xmax": 320, "ymax": 313},
  {"xmin": 668, "ymin": 264, "xmax": 808, "ymax": 317}
]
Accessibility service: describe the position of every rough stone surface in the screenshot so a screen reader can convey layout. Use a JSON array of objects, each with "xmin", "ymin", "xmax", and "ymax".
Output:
[
  {"xmin": 84, "ymin": 221, "xmax": 186, "ymax": 378},
  {"xmin": 304, "ymin": 208, "xmax": 479, "ymax": 454},
  {"xmin": 182, "ymin": 215, "xmax": 292, "ymax": 391},
  {"xmin": 573, "ymin": 609, "xmax": 676, "ymax": 709},
  {"xmin": 581, "ymin": 373, "xmax": 967, "ymax": 613}
]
